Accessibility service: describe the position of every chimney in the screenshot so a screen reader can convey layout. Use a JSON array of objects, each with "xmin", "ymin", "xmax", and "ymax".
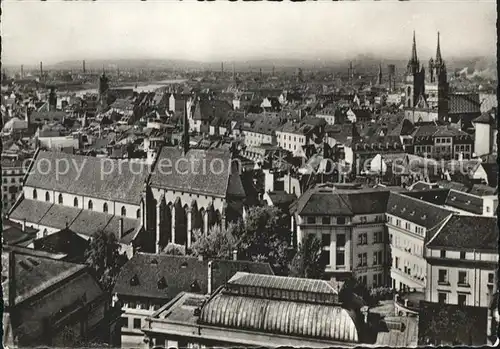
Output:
[
  {"xmin": 118, "ymin": 217, "xmax": 124, "ymax": 239},
  {"xmin": 8, "ymin": 251, "xmax": 16, "ymax": 308},
  {"xmin": 20, "ymin": 65, "xmax": 24, "ymax": 79},
  {"xmin": 198, "ymin": 254, "xmax": 203, "ymax": 262},
  {"xmin": 40, "ymin": 62, "xmax": 43, "ymax": 80},
  {"xmin": 232, "ymin": 249, "xmax": 238, "ymax": 261},
  {"xmin": 207, "ymin": 261, "xmax": 213, "ymax": 294},
  {"xmin": 83, "ymin": 60, "xmax": 86, "ymax": 74},
  {"xmin": 22, "ymin": 219, "xmax": 26, "ymax": 232}
]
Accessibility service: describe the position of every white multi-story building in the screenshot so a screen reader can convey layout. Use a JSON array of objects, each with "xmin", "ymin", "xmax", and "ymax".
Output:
[
  {"xmin": 290, "ymin": 184, "xmax": 390, "ymax": 287},
  {"xmin": 424, "ymin": 215, "xmax": 498, "ymax": 336},
  {"xmin": 386, "ymin": 192, "xmax": 455, "ymax": 292},
  {"xmin": 1, "ymin": 158, "xmax": 28, "ymax": 216}
]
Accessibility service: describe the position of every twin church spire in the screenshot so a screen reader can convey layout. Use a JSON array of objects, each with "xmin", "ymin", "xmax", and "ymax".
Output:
[{"xmin": 407, "ymin": 31, "xmax": 446, "ymax": 81}]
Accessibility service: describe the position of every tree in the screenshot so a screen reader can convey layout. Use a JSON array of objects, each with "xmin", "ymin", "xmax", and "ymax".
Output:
[
  {"xmin": 339, "ymin": 276, "xmax": 374, "ymax": 308},
  {"xmin": 288, "ymin": 234, "xmax": 326, "ymax": 279},
  {"xmin": 190, "ymin": 225, "xmax": 237, "ymax": 260},
  {"xmin": 85, "ymin": 231, "xmax": 127, "ymax": 291},
  {"xmin": 162, "ymin": 243, "xmax": 186, "ymax": 256},
  {"xmin": 231, "ymin": 206, "xmax": 293, "ymax": 275}
]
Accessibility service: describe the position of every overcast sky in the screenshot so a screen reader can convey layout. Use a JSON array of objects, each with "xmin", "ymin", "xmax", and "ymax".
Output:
[{"xmin": 1, "ymin": 0, "xmax": 496, "ymax": 66}]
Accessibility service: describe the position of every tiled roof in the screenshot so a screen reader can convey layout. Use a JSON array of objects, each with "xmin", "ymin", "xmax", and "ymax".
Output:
[
  {"xmin": 30, "ymin": 111, "xmax": 67, "ymax": 123},
  {"xmin": 38, "ymin": 204, "xmax": 81, "ymax": 230},
  {"xmin": 266, "ymin": 191, "xmax": 297, "ymax": 205},
  {"xmin": 294, "ymin": 186, "xmax": 390, "ymax": 216},
  {"xmin": 68, "ymin": 209, "xmax": 113, "ymax": 237},
  {"xmin": 386, "ymin": 192, "xmax": 454, "ymax": 230},
  {"xmin": 427, "ymin": 215, "xmax": 497, "ymax": 250},
  {"xmin": 444, "ymin": 189, "xmax": 483, "ymax": 215},
  {"xmin": 112, "ymin": 253, "xmax": 273, "ymax": 300},
  {"xmin": 472, "ymin": 111, "xmax": 495, "ymax": 124},
  {"xmin": 2, "ymin": 251, "xmax": 86, "ymax": 306},
  {"xmin": 25, "ymin": 151, "xmax": 148, "ymax": 204},
  {"xmin": 150, "ymin": 147, "xmax": 233, "ymax": 198},
  {"xmin": 8, "ymin": 199, "xmax": 53, "ymax": 224},
  {"xmin": 242, "ymin": 114, "xmax": 283, "ymax": 135},
  {"xmin": 1, "ymin": 219, "xmax": 38, "ymax": 245},
  {"xmin": 403, "ymin": 188, "xmax": 450, "ymax": 206},
  {"xmin": 412, "ymin": 124, "xmax": 469, "ymax": 138},
  {"xmin": 448, "ymin": 93, "xmax": 481, "ymax": 115},
  {"xmin": 32, "ymin": 228, "xmax": 89, "ymax": 257}
]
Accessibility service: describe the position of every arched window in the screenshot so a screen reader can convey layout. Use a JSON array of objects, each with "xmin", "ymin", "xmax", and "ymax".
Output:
[
  {"xmin": 103, "ymin": 203, "xmax": 108, "ymax": 213},
  {"xmin": 58, "ymin": 194, "xmax": 63, "ymax": 204},
  {"xmin": 88, "ymin": 200, "xmax": 93, "ymax": 210},
  {"xmin": 136, "ymin": 209, "xmax": 141, "ymax": 219},
  {"xmin": 33, "ymin": 189, "xmax": 37, "ymax": 200},
  {"xmin": 45, "ymin": 192, "xmax": 50, "ymax": 202},
  {"xmin": 74, "ymin": 197, "xmax": 79, "ymax": 207},
  {"xmin": 121, "ymin": 206, "xmax": 127, "ymax": 217}
]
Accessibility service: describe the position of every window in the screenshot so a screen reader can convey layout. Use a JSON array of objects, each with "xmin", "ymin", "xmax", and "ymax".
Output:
[
  {"xmin": 460, "ymin": 251, "xmax": 466, "ymax": 259},
  {"xmin": 306, "ymin": 216, "xmax": 315, "ymax": 224},
  {"xmin": 358, "ymin": 233, "xmax": 367, "ymax": 245},
  {"xmin": 358, "ymin": 275, "xmax": 367, "ymax": 285},
  {"xmin": 438, "ymin": 269, "xmax": 448, "ymax": 284},
  {"xmin": 322, "ymin": 217, "xmax": 331, "ymax": 225},
  {"xmin": 45, "ymin": 192, "xmax": 50, "ymax": 202},
  {"xmin": 396, "ymin": 219, "xmax": 401, "ymax": 227},
  {"xmin": 458, "ymin": 271, "xmax": 468, "ymax": 286},
  {"xmin": 74, "ymin": 197, "xmax": 78, "ymax": 207},
  {"xmin": 103, "ymin": 203, "xmax": 108, "ymax": 213},
  {"xmin": 336, "ymin": 250, "xmax": 345, "ymax": 266},
  {"xmin": 337, "ymin": 217, "xmax": 346, "ymax": 225},
  {"xmin": 58, "ymin": 194, "xmax": 63, "ymax": 204},
  {"xmin": 133, "ymin": 318, "xmax": 141, "ymax": 329},
  {"xmin": 395, "ymin": 257, "xmax": 400, "ymax": 269},
  {"xmin": 486, "ymin": 206, "xmax": 490, "ymax": 213},
  {"xmin": 405, "ymin": 222, "xmax": 411, "ymax": 230},
  {"xmin": 129, "ymin": 301, "xmax": 137, "ymax": 309},
  {"xmin": 374, "ymin": 231, "xmax": 382, "ymax": 243},
  {"xmin": 373, "ymin": 251, "xmax": 383, "ymax": 266},
  {"xmin": 121, "ymin": 317, "xmax": 128, "ymax": 328},
  {"xmin": 121, "ymin": 206, "xmax": 127, "ymax": 216},
  {"xmin": 32, "ymin": 189, "xmax": 37, "ymax": 200},
  {"xmin": 337, "ymin": 234, "xmax": 346, "ymax": 247},
  {"xmin": 389, "ymin": 234, "xmax": 393, "ymax": 244},
  {"xmin": 438, "ymin": 292, "xmax": 447, "ymax": 304},
  {"xmin": 388, "ymin": 216, "xmax": 393, "ymax": 224},
  {"xmin": 136, "ymin": 208, "xmax": 141, "ymax": 219},
  {"xmin": 458, "ymin": 294, "xmax": 467, "ymax": 307},
  {"xmin": 11, "ymin": 178, "xmax": 15, "ymax": 183},
  {"xmin": 88, "ymin": 200, "xmax": 93, "ymax": 210},
  {"xmin": 358, "ymin": 253, "xmax": 367, "ymax": 267},
  {"xmin": 440, "ymin": 250, "xmax": 446, "ymax": 258},
  {"xmin": 321, "ymin": 234, "xmax": 331, "ymax": 247},
  {"xmin": 360, "ymin": 216, "xmax": 367, "ymax": 223}
]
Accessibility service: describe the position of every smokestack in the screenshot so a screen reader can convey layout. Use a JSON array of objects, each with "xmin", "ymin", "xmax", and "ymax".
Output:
[
  {"xmin": 83, "ymin": 60, "xmax": 86, "ymax": 74},
  {"xmin": 8, "ymin": 251, "xmax": 16, "ymax": 308},
  {"xmin": 20, "ymin": 65, "xmax": 24, "ymax": 79},
  {"xmin": 40, "ymin": 62, "xmax": 43, "ymax": 80},
  {"xmin": 221, "ymin": 62, "xmax": 224, "ymax": 74},
  {"xmin": 118, "ymin": 218, "xmax": 124, "ymax": 239},
  {"xmin": 207, "ymin": 261, "xmax": 213, "ymax": 294}
]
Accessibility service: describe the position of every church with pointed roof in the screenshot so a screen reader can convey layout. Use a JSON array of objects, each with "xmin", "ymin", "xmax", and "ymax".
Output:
[{"xmin": 404, "ymin": 31, "xmax": 449, "ymax": 123}]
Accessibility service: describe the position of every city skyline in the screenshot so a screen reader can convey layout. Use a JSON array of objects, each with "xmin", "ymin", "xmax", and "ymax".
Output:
[{"xmin": 1, "ymin": 1, "xmax": 496, "ymax": 66}]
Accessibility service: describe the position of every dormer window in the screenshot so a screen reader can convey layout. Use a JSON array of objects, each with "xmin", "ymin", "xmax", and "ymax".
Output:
[
  {"xmin": 451, "ymin": 196, "xmax": 456, "ymax": 201},
  {"xmin": 466, "ymin": 200, "xmax": 471, "ymax": 205},
  {"xmin": 421, "ymin": 214, "xmax": 427, "ymax": 220},
  {"xmin": 157, "ymin": 276, "xmax": 167, "ymax": 289},
  {"xmin": 45, "ymin": 192, "xmax": 50, "ymax": 202},
  {"xmin": 410, "ymin": 211, "xmax": 415, "ymax": 216},
  {"xmin": 190, "ymin": 280, "xmax": 201, "ymax": 292},
  {"xmin": 33, "ymin": 189, "xmax": 38, "ymax": 200},
  {"xmin": 130, "ymin": 274, "xmax": 139, "ymax": 286},
  {"xmin": 58, "ymin": 194, "xmax": 63, "ymax": 204}
]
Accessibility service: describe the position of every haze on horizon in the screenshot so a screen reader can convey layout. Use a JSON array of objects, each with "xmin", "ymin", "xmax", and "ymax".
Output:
[{"xmin": 1, "ymin": 0, "xmax": 496, "ymax": 67}]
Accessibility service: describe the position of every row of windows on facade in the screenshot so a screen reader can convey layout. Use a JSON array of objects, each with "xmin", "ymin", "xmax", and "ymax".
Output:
[
  {"xmin": 391, "ymin": 236, "xmax": 424, "ymax": 256},
  {"xmin": 277, "ymin": 134, "xmax": 306, "ymax": 143},
  {"xmin": 438, "ymin": 292, "xmax": 468, "ymax": 307},
  {"xmin": 307, "ymin": 215, "xmax": 385, "ymax": 226},
  {"xmin": 32, "ymin": 189, "xmax": 140, "ymax": 218},
  {"xmin": 357, "ymin": 251, "xmax": 384, "ymax": 267},
  {"xmin": 393, "ymin": 257, "xmax": 424, "ymax": 280},
  {"xmin": 358, "ymin": 273, "xmax": 384, "ymax": 287},
  {"xmin": 3, "ymin": 177, "xmax": 19, "ymax": 183},
  {"xmin": 388, "ymin": 216, "xmax": 425, "ymax": 236},
  {"xmin": 437, "ymin": 269, "xmax": 495, "ymax": 286},
  {"xmin": 414, "ymin": 144, "xmax": 471, "ymax": 153}
]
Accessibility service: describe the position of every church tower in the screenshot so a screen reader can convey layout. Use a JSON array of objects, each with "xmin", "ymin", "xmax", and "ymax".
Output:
[
  {"xmin": 98, "ymin": 67, "xmax": 110, "ymax": 111},
  {"xmin": 377, "ymin": 63, "xmax": 383, "ymax": 85},
  {"xmin": 404, "ymin": 31, "xmax": 425, "ymax": 109},
  {"xmin": 433, "ymin": 32, "xmax": 449, "ymax": 120}
]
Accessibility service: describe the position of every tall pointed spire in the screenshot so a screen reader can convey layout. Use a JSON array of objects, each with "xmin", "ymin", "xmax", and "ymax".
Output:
[
  {"xmin": 435, "ymin": 31, "xmax": 443, "ymax": 64},
  {"xmin": 411, "ymin": 30, "xmax": 418, "ymax": 63},
  {"xmin": 377, "ymin": 63, "xmax": 383, "ymax": 85}
]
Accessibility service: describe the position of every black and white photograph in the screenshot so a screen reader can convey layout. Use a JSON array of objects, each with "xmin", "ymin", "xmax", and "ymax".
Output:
[{"xmin": 0, "ymin": 0, "xmax": 498, "ymax": 348}]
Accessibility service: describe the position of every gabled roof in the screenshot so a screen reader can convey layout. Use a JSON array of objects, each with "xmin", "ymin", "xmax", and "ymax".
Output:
[
  {"xmin": 427, "ymin": 215, "xmax": 497, "ymax": 251},
  {"xmin": 150, "ymin": 147, "xmax": 233, "ymax": 198},
  {"xmin": 25, "ymin": 151, "xmax": 148, "ymax": 205},
  {"xmin": 444, "ymin": 189, "xmax": 483, "ymax": 215},
  {"xmin": 112, "ymin": 253, "xmax": 273, "ymax": 300},
  {"xmin": 472, "ymin": 111, "xmax": 495, "ymax": 124}
]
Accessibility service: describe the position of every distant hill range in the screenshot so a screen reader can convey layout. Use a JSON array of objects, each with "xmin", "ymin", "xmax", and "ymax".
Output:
[{"xmin": 9, "ymin": 55, "xmax": 496, "ymax": 79}]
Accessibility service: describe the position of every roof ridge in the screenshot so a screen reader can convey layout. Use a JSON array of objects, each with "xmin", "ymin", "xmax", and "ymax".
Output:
[{"xmin": 425, "ymin": 213, "xmax": 454, "ymax": 246}]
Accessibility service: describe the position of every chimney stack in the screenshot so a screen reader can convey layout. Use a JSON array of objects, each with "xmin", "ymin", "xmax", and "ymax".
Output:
[
  {"xmin": 198, "ymin": 254, "xmax": 203, "ymax": 262},
  {"xmin": 232, "ymin": 249, "xmax": 238, "ymax": 261},
  {"xmin": 40, "ymin": 62, "xmax": 43, "ymax": 80},
  {"xmin": 207, "ymin": 261, "xmax": 213, "ymax": 294},
  {"xmin": 118, "ymin": 217, "xmax": 124, "ymax": 239},
  {"xmin": 83, "ymin": 60, "xmax": 86, "ymax": 74},
  {"xmin": 20, "ymin": 65, "xmax": 24, "ymax": 79},
  {"xmin": 22, "ymin": 219, "xmax": 26, "ymax": 232}
]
